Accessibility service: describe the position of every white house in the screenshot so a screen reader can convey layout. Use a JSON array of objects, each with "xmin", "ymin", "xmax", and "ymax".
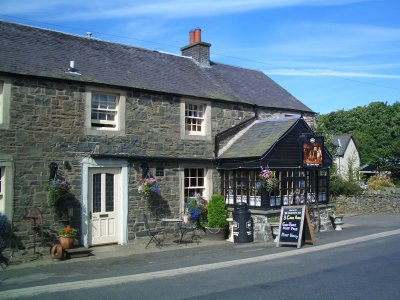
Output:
[{"xmin": 332, "ymin": 135, "xmax": 360, "ymax": 180}]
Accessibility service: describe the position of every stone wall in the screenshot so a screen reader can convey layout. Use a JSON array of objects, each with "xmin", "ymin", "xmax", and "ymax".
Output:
[
  {"xmin": 333, "ymin": 188, "xmax": 400, "ymax": 214},
  {"xmin": 253, "ymin": 214, "xmax": 275, "ymax": 242},
  {"xmin": 0, "ymin": 76, "xmax": 256, "ymax": 249}
]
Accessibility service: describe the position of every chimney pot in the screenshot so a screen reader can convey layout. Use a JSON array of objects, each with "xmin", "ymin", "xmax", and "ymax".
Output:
[
  {"xmin": 181, "ymin": 28, "xmax": 211, "ymax": 67},
  {"xmin": 194, "ymin": 28, "xmax": 201, "ymax": 43},
  {"xmin": 189, "ymin": 30, "xmax": 195, "ymax": 44}
]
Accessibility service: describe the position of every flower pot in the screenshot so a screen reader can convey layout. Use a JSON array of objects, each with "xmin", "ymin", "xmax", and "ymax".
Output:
[
  {"xmin": 59, "ymin": 235, "xmax": 75, "ymax": 249},
  {"xmin": 205, "ymin": 227, "xmax": 227, "ymax": 240}
]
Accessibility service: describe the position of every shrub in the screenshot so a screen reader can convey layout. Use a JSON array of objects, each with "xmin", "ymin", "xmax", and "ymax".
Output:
[
  {"xmin": 367, "ymin": 175, "xmax": 395, "ymax": 190},
  {"xmin": 206, "ymin": 194, "xmax": 227, "ymax": 228},
  {"xmin": 330, "ymin": 174, "xmax": 363, "ymax": 197},
  {"xmin": 342, "ymin": 180, "xmax": 364, "ymax": 196}
]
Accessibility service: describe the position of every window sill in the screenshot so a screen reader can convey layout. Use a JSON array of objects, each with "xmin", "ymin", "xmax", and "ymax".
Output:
[
  {"xmin": 85, "ymin": 127, "xmax": 125, "ymax": 136},
  {"xmin": 181, "ymin": 133, "xmax": 211, "ymax": 141}
]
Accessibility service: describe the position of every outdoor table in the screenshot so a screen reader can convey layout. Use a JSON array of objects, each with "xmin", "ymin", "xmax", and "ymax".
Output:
[{"xmin": 161, "ymin": 218, "xmax": 196, "ymax": 243}]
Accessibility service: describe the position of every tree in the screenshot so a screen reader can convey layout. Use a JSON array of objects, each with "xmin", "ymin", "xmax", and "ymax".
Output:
[{"xmin": 316, "ymin": 102, "xmax": 400, "ymax": 166}]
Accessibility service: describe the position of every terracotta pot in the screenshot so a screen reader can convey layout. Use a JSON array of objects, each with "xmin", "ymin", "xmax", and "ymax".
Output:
[{"xmin": 59, "ymin": 235, "xmax": 75, "ymax": 249}]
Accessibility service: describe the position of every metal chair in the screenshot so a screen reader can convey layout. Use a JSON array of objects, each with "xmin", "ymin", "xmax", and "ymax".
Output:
[
  {"xmin": 179, "ymin": 219, "xmax": 200, "ymax": 244},
  {"xmin": 143, "ymin": 214, "xmax": 163, "ymax": 248}
]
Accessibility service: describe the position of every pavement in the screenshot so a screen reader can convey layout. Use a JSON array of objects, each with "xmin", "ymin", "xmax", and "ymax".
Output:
[
  {"xmin": 1, "ymin": 213, "xmax": 400, "ymax": 273},
  {"xmin": 1, "ymin": 213, "xmax": 399, "ymax": 299}
]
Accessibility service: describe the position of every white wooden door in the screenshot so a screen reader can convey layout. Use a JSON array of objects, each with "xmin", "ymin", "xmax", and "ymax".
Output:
[{"xmin": 89, "ymin": 168, "xmax": 120, "ymax": 245}]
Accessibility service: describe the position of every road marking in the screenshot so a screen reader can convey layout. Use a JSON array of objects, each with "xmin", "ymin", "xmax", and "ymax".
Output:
[{"xmin": 1, "ymin": 229, "xmax": 400, "ymax": 299}]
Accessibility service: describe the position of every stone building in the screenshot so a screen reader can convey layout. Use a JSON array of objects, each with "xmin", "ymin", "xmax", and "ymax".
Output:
[{"xmin": 0, "ymin": 21, "xmax": 331, "ymax": 249}]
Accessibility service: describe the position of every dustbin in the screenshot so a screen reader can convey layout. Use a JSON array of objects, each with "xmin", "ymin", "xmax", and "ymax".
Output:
[{"xmin": 233, "ymin": 202, "xmax": 253, "ymax": 243}]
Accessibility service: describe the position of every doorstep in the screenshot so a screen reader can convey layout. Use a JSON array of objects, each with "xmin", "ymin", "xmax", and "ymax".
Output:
[{"xmin": 64, "ymin": 247, "xmax": 93, "ymax": 259}]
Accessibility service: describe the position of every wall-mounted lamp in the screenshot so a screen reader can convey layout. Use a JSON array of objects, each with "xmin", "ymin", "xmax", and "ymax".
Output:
[
  {"xmin": 49, "ymin": 162, "xmax": 58, "ymax": 180},
  {"xmin": 141, "ymin": 162, "xmax": 149, "ymax": 178}
]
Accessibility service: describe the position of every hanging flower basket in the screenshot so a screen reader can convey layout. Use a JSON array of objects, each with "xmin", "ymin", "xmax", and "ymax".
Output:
[
  {"xmin": 259, "ymin": 167, "xmax": 279, "ymax": 191},
  {"xmin": 46, "ymin": 177, "xmax": 71, "ymax": 206},
  {"xmin": 136, "ymin": 177, "xmax": 159, "ymax": 199}
]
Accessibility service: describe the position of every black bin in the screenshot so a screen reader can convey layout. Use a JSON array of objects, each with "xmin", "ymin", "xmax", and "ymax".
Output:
[{"xmin": 233, "ymin": 202, "xmax": 253, "ymax": 243}]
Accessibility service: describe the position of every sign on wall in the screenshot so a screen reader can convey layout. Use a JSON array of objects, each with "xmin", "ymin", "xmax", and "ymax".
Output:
[{"xmin": 303, "ymin": 136, "xmax": 324, "ymax": 167}]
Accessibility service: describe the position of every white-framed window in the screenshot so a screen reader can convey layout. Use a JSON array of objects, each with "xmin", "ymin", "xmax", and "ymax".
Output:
[
  {"xmin": 180, "ymin": 99, "xmax": 211, "ymax": 141},
  {"xmin": 184, "ymin": 168, "xmax": 205, "ymax": 199},
  {"xmin": 91, "ymin": 93, "xmax": 118, "ymax": 128},
  {"xmin": 0, "ymin": 155, "xmax": 14, "ymax": 217},
  {"xmin": 85, "ymin": 87, "xmax": 126, "ymax": 136},
  {"xmin": 0, "ymin": 78, "xmax": 11, "ymax": 130},
  {"xmin": 185, "ymin": 103, "xmax": 205, "ymax": 134},
  {"xmin": 0, "ymin": 167, "xmax": 4, "ymax": 207}
]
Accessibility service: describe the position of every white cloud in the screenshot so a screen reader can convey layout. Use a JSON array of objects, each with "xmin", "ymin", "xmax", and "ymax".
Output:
[
  {"xmin": 1, "ymin": 0, "xmax": 370, "ymax": 21},
  {"xmin": 265, "ymin": 23, "xmax": 400, "ymax": 58},
  {"xmin": 266, "ymin": 68, "xmax": 400, "ymax": 79}
]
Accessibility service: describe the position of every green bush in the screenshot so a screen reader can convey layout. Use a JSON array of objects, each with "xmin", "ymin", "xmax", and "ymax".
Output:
[
  {"xmin": 367, "ymin": 175, "xmax": 395, "ymax": 190},
  {"xmin": 342, "ymin": 180, "xmax": 364, "ymax": 196},
  {"xmin": 330, "ymin": 174, "xmax": 363, "ymax": 197},
  {"xmin": 206, "ymin": 194, "xmax": 227, "ymax": 228},
  {"xmin": 329, "ymin": 174, "xmax": 345, "ymax": 197}
]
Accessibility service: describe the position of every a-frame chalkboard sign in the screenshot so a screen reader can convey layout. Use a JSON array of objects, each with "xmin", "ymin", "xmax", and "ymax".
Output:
[{"xmin": 276, "ymin": 205, "xmax": 314, "ymax": 248}]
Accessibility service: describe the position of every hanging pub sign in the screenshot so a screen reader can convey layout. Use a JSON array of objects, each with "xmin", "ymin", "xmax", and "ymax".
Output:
[{"xmin": 303, "ymin": 136, "xmax": 324, "ymax": 167}]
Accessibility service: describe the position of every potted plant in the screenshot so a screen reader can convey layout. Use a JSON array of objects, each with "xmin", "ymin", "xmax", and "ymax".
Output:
[
  {"xmin": 205, "ymin": 194, "xmax": 228, "ymax": 240},
  {"xmin": 59, "ymin": 225, "xmax": 78, "ymax": 249},
  {"xmin": 185, "ymin": 194, "xmax": 208, "ymax": 229}
]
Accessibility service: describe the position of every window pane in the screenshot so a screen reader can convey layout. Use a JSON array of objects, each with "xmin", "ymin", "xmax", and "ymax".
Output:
[
  {"xmin": 106, "ymin": 174, "xmax": 114, "ymax": 212},
  {"xmin": 198, "ymin": 177, "xmax": 204, "ymax": 187},
  {"xmin": 0, "ymin": 167, "xmax": 3, "ymax": 194},
  {"xmin": 92, "ymin": 174, "xmax": 101, "ymax": 213},
  {"xmin": 197, "ymin": 169, "xmax": 204, "ymax": 177}
]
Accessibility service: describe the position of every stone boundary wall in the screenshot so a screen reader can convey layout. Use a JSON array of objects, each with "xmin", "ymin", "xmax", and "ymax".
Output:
[{"xmin": 333, "ymin": 188, "xmax": 400, "ymax": 214}]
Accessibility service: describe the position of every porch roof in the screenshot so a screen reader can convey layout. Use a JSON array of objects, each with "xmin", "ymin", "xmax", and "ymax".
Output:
[{"xmin": 218, "ymin": 117, "xmax": 298, "ymax": 159}]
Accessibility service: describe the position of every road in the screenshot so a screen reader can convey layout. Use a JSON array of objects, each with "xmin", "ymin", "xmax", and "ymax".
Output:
[{"xmin": 1, "ymin": 228, "xmax": 400, "ymax": 299}]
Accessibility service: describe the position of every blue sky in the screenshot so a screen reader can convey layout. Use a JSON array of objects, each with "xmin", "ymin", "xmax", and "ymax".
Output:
[{"xmin": 1, "ymin": 0, "xmax": 399, "ymax": 114}]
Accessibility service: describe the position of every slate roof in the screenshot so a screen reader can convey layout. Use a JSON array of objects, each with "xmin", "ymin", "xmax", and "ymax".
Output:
[
  {"xmin": 0, "ymin": 21, "xmax": 312, "ymax": 112},
  {"xmin": 332, "ymin": 134, "xmax": 353, "ymax": 156},
  {"xmin": 218, "ymin": 117, "xmax": 298, "ymax": 159}
]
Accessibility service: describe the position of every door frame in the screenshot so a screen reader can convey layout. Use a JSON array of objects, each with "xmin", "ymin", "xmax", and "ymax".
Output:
[{"xmin": 82, "ymin": 158, "xmax": 128, "ymax": 248}]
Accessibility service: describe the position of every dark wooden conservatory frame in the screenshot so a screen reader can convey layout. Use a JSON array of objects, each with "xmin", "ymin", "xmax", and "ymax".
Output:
[
  {"xmin": 216, "ymin": 117, "xmax": 332, "ymax": 210},
  {"xmin": 220, "ymin": 168, "xmax": 329, "ymax": 210}
]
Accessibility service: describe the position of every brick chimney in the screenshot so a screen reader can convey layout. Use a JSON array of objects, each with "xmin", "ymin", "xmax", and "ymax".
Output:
[{"xmin": 181, "ymin": 28, "xmax": 211, "ymax": 67}]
